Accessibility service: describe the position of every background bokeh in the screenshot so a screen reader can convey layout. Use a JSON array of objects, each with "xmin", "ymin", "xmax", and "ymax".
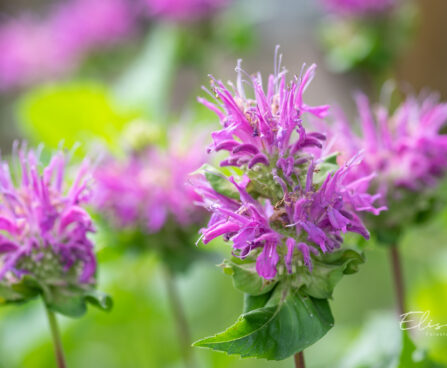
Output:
[{"xmin": 1, "ymin": 0, "xmax": 447, "ymax": 367}]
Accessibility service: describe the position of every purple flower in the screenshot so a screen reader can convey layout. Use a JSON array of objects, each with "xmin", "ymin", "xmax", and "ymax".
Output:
[
  {"xmin": 0, "ymin": 144, "xmax": 96, "ymax": 286},
  {"xmin": 193, "ymin": 54, "xmax": 385, "ymax": 280},
  {"xmin": 194, "ymin": 156, "xmax": 384, "ymax": 280},
  {"xmin": 199, "ymin": 56, "xmax": 330, "ymax": 170},
  {"xmin": 94, "ymin": 129, "xmax": 207, "ymax": 233},
  {"xmin": 325, "ymin": 93, "xmax": 447, "ymax": 205},
  {"xmin": 0, "ymin": 0, "xmax": 134, "ymax": 89},
  {"xmin": 320, "ymin": 0, "xmax": 395, "ymax": 16},
  {"xmin": 144, "ymin": 0, "xmax": 230, "ymax": 21}
]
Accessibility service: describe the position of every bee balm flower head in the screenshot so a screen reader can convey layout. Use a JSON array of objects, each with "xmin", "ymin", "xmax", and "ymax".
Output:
[
  {"xmin": 324, "ymin": 92, "xmax": 447, "ymax": 240},
  {"xmin": 193, "ymin": 52, "xmax": 385, "ymax": 280},
  {"xmin": 0, "ymin": 145, "xmax": 96, "ymax": 291},
  {"xmin": 95, "ymin": 128, "xmax": 206, "ymax": 233}
]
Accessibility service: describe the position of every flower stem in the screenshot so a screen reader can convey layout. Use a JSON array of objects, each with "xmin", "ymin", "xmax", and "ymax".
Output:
[
  {"xmin": 163, "ymin": 267, "xmax": 195, "ymax": 368},
  {"xmin": 44, "ymin": 303, "xmax": 67, "ymax": 368},
  {"xmin": 389, "ymin": 245, "xmax": 406, "ymax": 316},
  {"xmin": 294, "ymin": 351, "xmax": 305, "ymax": 368}
]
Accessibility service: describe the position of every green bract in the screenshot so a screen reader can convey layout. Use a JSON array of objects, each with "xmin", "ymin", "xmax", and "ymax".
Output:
[
  {"xmin": 194, "ymin": 248, "xmax": 364, "ymax": 359},
  {"xmin": 194, "ymin": 285, "xmax": 333, "ymax": 360},
  {"xmin": 0, "ymin": 275, "xmax": 112, "ymax": 318}
]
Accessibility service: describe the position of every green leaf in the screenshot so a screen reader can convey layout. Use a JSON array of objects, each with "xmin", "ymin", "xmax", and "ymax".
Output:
[
  {"xmin": 222, "ymin": 258, "xmax": 277, "ymax": 296},
  {"xmin": 46, "ymin": 287, "xmax": 113, "ymax": 318},
  {"xmin": 0, "ymin": 274, "xmax": 112, "ymax": 318},
  {"xmin": 17, "ymin": 82, "xmax": 137, "ymax": 155},
  {"xmin": 193, "ymin": 287, "xmax": 334, "ymax": 360},
  {"xmin": 192, "ymin": 164, "xmax": 240, "ymax": 200},
  {"xmin": 0, "ymin": 284, "xmax": 28, "ymax": 304},
  {"xmin": 0, "ymin": 275, "xmax": 44, "ymax": 305},
  {"xmin": 46, "ymin": 288, "xmax": 88, "ymax": 317},
  {"xmin": 242, "ymin": 292, "xmax": 273, "ymax": 313},
  {"xmin": 314, "ymin": 155, "xmax": 339, "ymax": 186},
  {"xmin": 84, "ymin": 290, "xmax": 114, "ymax": 312},
  {"xmin": 299, "ymin": 249, "xmax": 365, "ymax": 299}
]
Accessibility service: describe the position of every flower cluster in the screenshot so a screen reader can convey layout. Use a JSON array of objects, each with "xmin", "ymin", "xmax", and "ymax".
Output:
[
  {"xmin": 194, "ymin": 56, "xmax": 385, "ymax": 280},
  {"xmin": 94, "ymin": 129, "xmax": 206, "ymax": 233},
  {"xmin": 320, "ymin": 0, "xmax": 395, "ymax": 16},
  {"xmin": 0, "ymin": 145, "xmax": 96, "ymax": 287},
  {"xmin": 0, "ymin": 0, "xmax": 134, "ymax": 89},
  {"xmin": 145, "ymin": 0, "xmax": 230, "ymax": 21},
  {"xmin": 326, "ymin": 93, "xmax": 447, "ymax": 206}
]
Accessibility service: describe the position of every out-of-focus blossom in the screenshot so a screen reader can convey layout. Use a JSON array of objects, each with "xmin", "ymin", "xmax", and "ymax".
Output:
[
  {"xmin": 52, "ymin": 0, "xmax": 134, "ymax": 60},
  {"xmin": 193, "ymin": 55, "xmax": 385, "ymax": 280},
  {"xmin": 94, "ymin": 129, "xmax": 206, "ymax": 233},
  {"xmin": 320, "ymin": 0, "xmax": 395, "ymax": 16},
  {"xmin": 0, "ymin": 144, "xmax": 96, "ymax": 287},
  {"xmin": 144, "ymin": 0, "xmax": 230, "ymax": 21},
  {"xmin": 326, "ymin": 93, "xmax": 447, "ymax": 205},
  {"xmin": 0, "ymin": 0, "xmax": 134, "ymax": 89}
]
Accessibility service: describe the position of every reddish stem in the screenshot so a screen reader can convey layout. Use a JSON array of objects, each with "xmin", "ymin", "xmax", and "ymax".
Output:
[
  {"xmin": 390, "ymin": 245, "xmax": 406, "ymax": 316},
  {"xmin": 294, "ymin": 351, "xmax": 305, "ymax": 368}
]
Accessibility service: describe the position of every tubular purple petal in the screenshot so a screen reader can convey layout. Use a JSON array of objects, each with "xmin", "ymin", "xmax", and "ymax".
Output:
[
  {"xmin": 255, "ymin": 242, "xmax": 279, "ymax": 280},
  {"xmin": 248, "ymin": 154, "xmax": 270, "ymax": 169}
]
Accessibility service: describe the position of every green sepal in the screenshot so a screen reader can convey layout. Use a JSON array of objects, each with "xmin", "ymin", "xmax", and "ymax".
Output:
[
  {"xmin": 313, "ymin": 153, "xmax": 339, "ymax": 186},
  {"xmin": 191, "ymin": 164, "xmax": 240, "ymax": 200},
  {"xmin": 46, "ymin": 287, "xmax": 113, "ymax": 318},
  {"xmin": 0, "ymin": 275, "xmax": 44, "ymax": 305},
  {"xmin": 0, "ymin": 275, "xmax": 112, "ymax": 318},
  {"xmin": 221, "ymin": 258, "xmax": 277, "ymax": 296},
  {"xmin": 0, "ymin": 284, "xmax": 26, "ymax": 304},
  {"xmin": 193, "ymin": 285, "xmax": 334, "ymax": 360},
  {"xmin": 299, "ymin": 249, "xmax": 365, "ymax": 299}
]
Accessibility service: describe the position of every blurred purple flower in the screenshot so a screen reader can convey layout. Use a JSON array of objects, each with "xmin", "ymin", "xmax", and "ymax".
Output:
[
  {"xmin": 94, "ymin": 129, "xmax": 206, "ymax": 233},
  {"xmin": 320, "ymin": 0, "xmax": 395, "ymax": 16},
  {"xmin": 0, "ymin": 145, "xmax": 96, "ymax": 285},
  {"xmin": 144, "ymin": 0, "xmax": 230, "ymax": 21},
  {"xmin": 0, "ymin": 0, "xmax": 134, "ymax": 89},
  {"xmin": 326, "ymin": 93, "xmax": 447, "ymax": 204},
  {"xmin": 193, "ymin": 55, "xmax": 385, "ymax": 280},
  {"xmin": 52, "ymin": 0, "xmax": 134, "ymax": 60}
]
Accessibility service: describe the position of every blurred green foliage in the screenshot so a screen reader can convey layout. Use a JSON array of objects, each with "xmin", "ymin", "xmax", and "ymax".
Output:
[{"xmin": 18, "ymin": 82, "xmax": 138, "ymax": 156}]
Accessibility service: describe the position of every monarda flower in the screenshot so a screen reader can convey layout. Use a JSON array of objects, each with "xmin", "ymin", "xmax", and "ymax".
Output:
[
  {"xmin": 0, "ymin": 144, "xmax": 110, "ymax": 317},
  {"xmin": 325, "ymin": 93, "xmax": 447, "ymax": 243},
  {"xmin": 195, "ymin": 57, "xmax": 385, "ymax": 280},
  {"xmin": 0, "ymin": 0, "xmax": 134, "ymax": 89},
  {"xmin": 192, "ymin": 53, "xmax": 385, "ymax": 361},
  {"xmin": 94, "ymin": 127, "xmax": 207, "ymax": 271}
]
